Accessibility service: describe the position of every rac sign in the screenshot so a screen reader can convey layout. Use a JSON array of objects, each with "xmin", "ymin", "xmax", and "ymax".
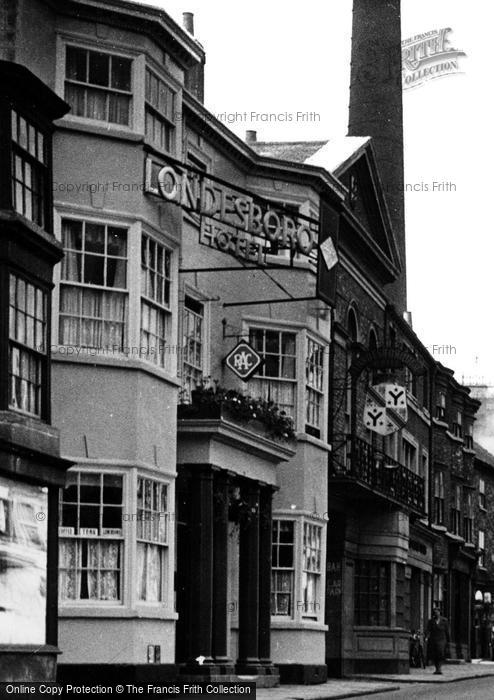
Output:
[{"xmin": 225, "ymin": 342, "xmax": 263, "ymax": 381}]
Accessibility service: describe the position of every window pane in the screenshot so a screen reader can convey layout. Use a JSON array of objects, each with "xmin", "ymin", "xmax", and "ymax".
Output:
[
  {"xmin": 66, "ymin": 46, "xmax": 87, "ymax": 81},
  {"xmin": 111, "ymin": 56, "xmax": 131, "ymax": 91},
  {"xmin": 85, "ymin": 223, "xmax": 105, "ymax": 253},
  {"xmin": 88, "ymin": 52, "xmax": 110, "ymax": 86}
]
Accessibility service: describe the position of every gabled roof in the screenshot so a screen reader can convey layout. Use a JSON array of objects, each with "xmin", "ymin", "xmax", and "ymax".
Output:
[{"xmin": 252, "ymin": 135, "xmax": 401, "ymax": 283}]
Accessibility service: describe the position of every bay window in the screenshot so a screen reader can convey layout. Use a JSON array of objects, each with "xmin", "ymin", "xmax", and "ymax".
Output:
[
  {"xmin": 249, "ymin": 328, "xmax": 297, "ymax": 420},
  {"xmin": 65, "ymin": 46, "xmax": 132, "ymax": 126},
  {"xmin": 271, "ymin": 520, "xmax": 294, "ymax": 616},
  {"xmin": 11, "ymin": 109, "xmax": 47, "ymax": 227},
  {"xmin": 137, "ymin": 478, "xmax": 168, "ymax": 602},
  {"xmin": 9, "ymin": 273, "xmax": 47, "ymax": 417},
  {"xmin": 181, "ymin": 295, "xmax": 204, "ymax": 399},
  {"xmin": 301, "ymin": 523, "xmax": 322, "ymax": 618},
  {"xmin": 59, "ymin": 219, "xmax": 128, "ymax": 350},
  {"xmin": 59, "ymin": 472, "xmax": 123, "ymax": 602},
  {"xmin": 140, "ymin": 234, "xmax": 172, "ymax": 367},
  {"xmin": 305, "ymin": 338, "xmax": 324, "ymax": 437},
  {"xmin": 145, "ymin": 68, "xmax": 176, "ymax": 154}
]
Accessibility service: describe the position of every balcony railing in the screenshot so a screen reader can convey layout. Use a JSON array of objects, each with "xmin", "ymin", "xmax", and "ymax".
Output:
[{"xmin": 337, "ymin": 436, "xmax": 425, "ymax": 513}]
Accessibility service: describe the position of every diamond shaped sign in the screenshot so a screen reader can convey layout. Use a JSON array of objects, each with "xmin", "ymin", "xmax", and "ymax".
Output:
[
  {"xmin": 225, "ymin": 342, "xmax": 263, "ymax": 381},
  {"xmin": 320, "ymin": 236, "xmax": 338, "ymax": 271}
]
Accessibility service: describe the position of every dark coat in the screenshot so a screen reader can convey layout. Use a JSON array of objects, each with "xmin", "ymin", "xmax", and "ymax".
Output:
[{"xmin": 426, "ymin": 616, "xmax": 450, "ymax": 660}]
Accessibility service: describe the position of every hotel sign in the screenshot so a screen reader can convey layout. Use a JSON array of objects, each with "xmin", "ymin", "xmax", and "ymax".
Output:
[{"xmin": 147, "ymin": 157, "xmax": 322, "ymax": 267}]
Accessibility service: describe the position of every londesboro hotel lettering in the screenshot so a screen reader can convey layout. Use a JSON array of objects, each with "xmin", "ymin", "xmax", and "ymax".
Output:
[{"xmin": 147, "ymin": 158, "xmax": 319, "ymax": 267}]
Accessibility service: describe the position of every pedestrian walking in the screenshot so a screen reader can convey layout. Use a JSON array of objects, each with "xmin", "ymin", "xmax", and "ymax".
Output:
[{"xmin": 425, "ymin": 607, "xmax": 450, "ymax": 674}]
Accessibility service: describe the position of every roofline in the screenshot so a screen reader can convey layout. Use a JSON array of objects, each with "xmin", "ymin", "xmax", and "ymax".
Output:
[
  {"xmin": 182, "ymin": 91, "xmax": 346, "ymax": 202},
  {"xmin": 40, "ymin": 0, "xmax": 205, "ymax": 66}
]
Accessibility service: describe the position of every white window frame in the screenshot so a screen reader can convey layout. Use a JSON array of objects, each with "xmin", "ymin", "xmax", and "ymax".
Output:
[
  {"xmin": 59, "ymin": 466, "xmax": 174, "ymax": 616},
  {"xmin": 136, "ymin": 476, "xmax": 169, "ymax": 604},
  {"xmin": 180, "ymin": 287, "xmax": 210, "ymax": 400},
  {"xmin": 271, "ymin": 513, "xmax": 326, "ymax": 625},
  {"xmin": 58, "ymin": 216, "xmax": 129, "ymax": 352},
  {"xmin": 56, "ymin": 35, "xmax": 141, "ymax": 132},
  {"xmin": 305, "ymin": 335, "xmax": 326, "ymax": 437},
  {"xmin": 58, "ymin": 469, "xmax": 125, "ymax": 606},
  {"xmin": 243, "ymin": 318, "xmax": 329, "ymax": 440}
]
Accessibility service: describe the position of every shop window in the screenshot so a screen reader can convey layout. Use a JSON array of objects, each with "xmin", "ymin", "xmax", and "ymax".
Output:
[
  {"xmin": 59, "ymin": 472, "xmax": 123, "ymax": 602},
  {"xmin": 11, "ymin": 110, "xmax": 47, "ymax": 227},
  {"xmin": 433, "ymin": 471, "xmax": 445, "ymax": 525},
  {"xmin": 301, "ymin": 523, "xmax": 322, "ymax": 618},
  {"xmin": 450, "ymin": 484, "xmax": 462, "ymax": 536},
  {"xmin": 250, "ymin": 328, "xmax": 297, "ymax": 420},
  {"xmin": 9, "ymin": 273, "xmax": 47, "ymax": 417},
  {"xmin": 65, "ymin": 46, "xmax": 132, "ymax": 126},
  {"xmin": 305, "ymin": 337, "xmax": 325, "ymax": 437},
  {"xmin": 271, "ymin": 520, "xmax": 294, "ymax": 616},
  {"xmin": 136, "ymin": 478, "xmax": 168, "ymax": 602},
  {"xmin": 0, "ymin": 477, "xmax": 48, "ymax": 644},
  {"xmin": 354, "ymin": 560, "xmax": 390, "ymax": 626},
  {"xmin": 479, "ymin": 478, "xmax": 486, "ymax": 510},
  {"xmin": 140, "ymin": 235, "xmax": 172, "ymax": 368},
  {"xmin": 145, "ymin": 68, "xmax": 176, "ymax": 154},
  {"xmin": 181, "ymin": 296, "xmax": 204, "ymax": 400},
  {"xmin": 59, "ymin": 219, "xmax": 128, "ymax": 350}
]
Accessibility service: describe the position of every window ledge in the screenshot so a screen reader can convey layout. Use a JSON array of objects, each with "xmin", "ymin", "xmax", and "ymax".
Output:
[
  {"xmin": 446, "ymin": 431, "xmax": 464, "ymax": 444},
  {"xmin": 296, "ymin": 432, "xmax": 332, "ymax": 452},
  {"xmin": 445, "ymin": 532, "xmax": 465, "ymax": 544},
  {"xmin": 60, "ymin": 606, "xmax": 178, "ymax": 620},
  {"xmin": 463, "ymin": 447, "xmax": 476, "ymax": 455},
  {"xmin": 479, "ymin": 506, "xmax": 487, "ymax": 513},
  {"xmin": 431, "ymin": 524, "xmax": 447, "ymax": 532},
  {"xmin": 433, "ymin": 418, "xmax": 449, "ymax": 429},
  {"xmin": 270, "ymin": 619, "xmax": 328, "ymax": 631},
  {"xmin": 56, "ymin": 116, "xmax": 144, "ymax": 143}
]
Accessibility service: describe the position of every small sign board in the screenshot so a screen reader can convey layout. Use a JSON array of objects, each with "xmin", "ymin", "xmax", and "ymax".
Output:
[{"xmin": 225, "ymin": 342, "xmax": 263, "ymax": 381}]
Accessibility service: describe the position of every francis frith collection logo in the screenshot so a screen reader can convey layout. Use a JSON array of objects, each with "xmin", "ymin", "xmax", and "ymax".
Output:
[{"xmin": 402, "ymin": 27, "xmax": 466, "ymax": 90}]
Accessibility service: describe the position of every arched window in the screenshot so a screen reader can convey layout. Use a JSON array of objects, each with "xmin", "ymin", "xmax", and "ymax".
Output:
[
  {"xmin": 368, "ymin": 328, "xmax": 378, "ymax": 352},
  {"xmin": 347, "ymin": 306, "xmax": 359, "ymax": 343}
]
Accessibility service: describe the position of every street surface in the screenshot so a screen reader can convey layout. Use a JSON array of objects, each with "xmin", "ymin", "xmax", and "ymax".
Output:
[{"xmin": 363, "ymin": 675, "xmax": 494, "ymax": 699}]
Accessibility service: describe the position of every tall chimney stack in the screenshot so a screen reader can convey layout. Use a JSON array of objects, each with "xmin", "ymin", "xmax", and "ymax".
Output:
[{"xmin": 348, "ymin": 0, "xmax": 406, "ymax": 312}]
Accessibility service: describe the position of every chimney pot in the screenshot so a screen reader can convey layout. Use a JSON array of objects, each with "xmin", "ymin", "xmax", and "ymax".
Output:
[
  {"xmin": 245, "ymin": 130, "xmax": 257, "ymax": 144},
  {"xmin": 183, "ymin": 12, "xmax": 194, "ymax": 35}
]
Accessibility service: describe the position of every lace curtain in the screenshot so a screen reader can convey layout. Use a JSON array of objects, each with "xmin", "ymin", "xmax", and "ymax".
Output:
[
  {"xmin": 137, "ymin": 542, "xmax": 162, "ymax": 602},
  {"xmin": 59, "ymin": 539, "xmax": 121, "ymax": 601}
]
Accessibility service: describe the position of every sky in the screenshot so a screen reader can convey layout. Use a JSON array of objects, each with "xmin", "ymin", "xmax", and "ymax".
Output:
[{"xmin": 138, "ymin": 0, "xmax": 493, "ymax": 385}]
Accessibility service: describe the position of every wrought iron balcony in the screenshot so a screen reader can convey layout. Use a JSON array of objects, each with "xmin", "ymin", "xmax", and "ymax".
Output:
[{"xmin": 333, "ymin": 436, "xmax": 425, "ymax": 514}]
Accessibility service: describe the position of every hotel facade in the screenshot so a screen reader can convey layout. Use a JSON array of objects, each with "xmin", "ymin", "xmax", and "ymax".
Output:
[{"xmin": 0, "ymin": 0, "xmax": 484, "ymax": 684}]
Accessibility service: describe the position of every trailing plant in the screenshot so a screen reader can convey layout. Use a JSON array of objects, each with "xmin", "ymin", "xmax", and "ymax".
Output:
[{"xmin": 178, "ymin": 379, "xmax": 295, "ymax": 441}]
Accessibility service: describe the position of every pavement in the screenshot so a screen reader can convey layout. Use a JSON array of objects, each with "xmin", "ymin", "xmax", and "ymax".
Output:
[{"xmin": 256, "ymin": 661, "xmax": 494, "ymax": 700}]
